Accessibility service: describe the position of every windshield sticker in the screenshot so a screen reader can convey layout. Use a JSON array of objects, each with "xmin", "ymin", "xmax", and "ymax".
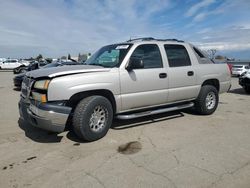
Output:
[{"xmin": 116, "ymin": 45, "xmax": 129, "ymax": 50}]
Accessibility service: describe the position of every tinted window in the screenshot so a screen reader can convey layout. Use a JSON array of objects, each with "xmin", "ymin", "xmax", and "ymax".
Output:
[
  {"xmin": 164, "ymin": 45, "xmax": 191, "ymax": 67},
  {"xmin": 131, "ymin": 44, "xmax": 162, "ymax": 68}
]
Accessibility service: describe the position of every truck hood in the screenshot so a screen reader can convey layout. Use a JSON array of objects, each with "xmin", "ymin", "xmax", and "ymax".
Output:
[{"xmin": 26, "ymin": 65, "xmax": 111, "ymax": 78}]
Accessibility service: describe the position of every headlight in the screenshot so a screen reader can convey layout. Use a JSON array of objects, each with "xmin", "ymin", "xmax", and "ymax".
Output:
[
  {"xmin": 32, "ymin": 92, "xmax": 47, "ymax": 103},
  {"xmin": 34, "ymin": 79, "xmax": 50, "ymax": 90}
]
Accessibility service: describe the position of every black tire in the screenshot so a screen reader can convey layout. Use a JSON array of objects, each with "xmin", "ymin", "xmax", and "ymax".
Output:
[
  {"xmin": 73, "ymin": 96, "xmax": 113, "ymax": 141},
  {"xmin": 244, "ymin": 86, "xmax": 250, "ymax": 94},
  {"xmin": 20, "ymin": 68, "xmax": 26, "ymax": 73},
  {"xmin": 194, "ymin": 85, "xmax": 219, "ymax": 115}
]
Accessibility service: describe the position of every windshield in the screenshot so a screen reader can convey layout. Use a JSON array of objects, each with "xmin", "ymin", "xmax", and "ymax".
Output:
[
  {"xmin": 84, "ymin": 44, "xmax": 132, "ymax": 68},
  {"xmin": 42, "ymin": 62, "xmax": 60, "ymax": 68}
]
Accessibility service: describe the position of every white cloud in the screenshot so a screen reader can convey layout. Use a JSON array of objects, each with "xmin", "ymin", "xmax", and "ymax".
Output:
[
  {"xmin": 193, "ymin": 25, "xmax": 250, "ymax": 52},
  {"xmin": 197, "ymin": 42, "xmax": 250, "ymax": 51},
  {"xmin": 0, "ymin": 0, "xmax": 172, "ymax": 58},
  {"xmin": 193, "ymin": 12, "xmax": 207, "ymax": 22},
  {"xmin": 186, "ymin": 0, "xmax": 215, "ymax": 17}
]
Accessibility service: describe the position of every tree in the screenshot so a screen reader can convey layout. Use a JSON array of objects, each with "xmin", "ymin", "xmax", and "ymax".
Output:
[
  {"xmin": 45, "ymin": 58, "xmax": 52, "ymax": 63},
  {"xmin": 206, "ymin": 49, "xmax": 217, "ymax": 59},
  {"xmin": 61, "ymin": 56, "xmax": 67, "ymax": 60},
  {"xmin": 68, "ymin": 54, "xmax": 71, "ymax": 60},
  {"xmin": 36, "ymin": 54, "xmax": 43, "ymax": 61}
]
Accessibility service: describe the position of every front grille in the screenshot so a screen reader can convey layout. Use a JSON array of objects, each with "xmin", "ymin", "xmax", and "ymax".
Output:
[{"xmin": 21, "ymin": 76, "xmax": 34, "ymax": 99}]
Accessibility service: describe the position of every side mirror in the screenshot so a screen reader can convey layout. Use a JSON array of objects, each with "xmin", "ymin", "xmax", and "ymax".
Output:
[{"xmin": 126, "ymin": 57, "xmax": 144, "ymax": 71}]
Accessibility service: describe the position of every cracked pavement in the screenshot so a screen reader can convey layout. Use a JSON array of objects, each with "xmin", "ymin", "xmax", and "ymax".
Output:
[{"xmin": 0, "ymin": 71, "xmax": 250, "ymax": 188}]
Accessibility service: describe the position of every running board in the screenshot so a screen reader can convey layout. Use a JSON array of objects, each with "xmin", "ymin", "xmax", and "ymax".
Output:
[{"xmin": 116, "ymin": 102, "xmax": 194, "ymax": 120}]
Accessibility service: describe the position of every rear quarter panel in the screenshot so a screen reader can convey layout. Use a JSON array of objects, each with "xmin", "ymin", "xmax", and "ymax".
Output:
[{"xmin": 195, "ymin": 63, "xmax": 231, "ymax": 93}]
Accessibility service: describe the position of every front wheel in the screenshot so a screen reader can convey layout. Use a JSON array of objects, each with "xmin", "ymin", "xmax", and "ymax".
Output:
[
  {"xmin": 20, "ymin": 68, "xmax": 26, "ymax": 73},
  {"xmin": 194, "ymin": 85, "xmax": 219, "ymax": 115},
  {"xmin": 73, "ymin": 96, "xmax": 113, "ymax": 141}
]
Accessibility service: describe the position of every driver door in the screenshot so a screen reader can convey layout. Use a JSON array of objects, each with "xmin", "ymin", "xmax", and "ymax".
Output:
[{"xmin": 119, "ymin": 44, "xmax": 168, "ymax": 111}]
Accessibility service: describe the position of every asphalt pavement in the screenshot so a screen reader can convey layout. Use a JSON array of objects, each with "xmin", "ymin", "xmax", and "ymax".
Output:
[{"xmin": 0, "ymin": 71, "xmax": 250, "ymax": 188}]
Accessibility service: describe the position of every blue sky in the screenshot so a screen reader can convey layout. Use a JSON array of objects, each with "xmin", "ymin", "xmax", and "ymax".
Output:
[{"xmin": 0, "ymin": 0, "xmax": 250, "ymax": 59}]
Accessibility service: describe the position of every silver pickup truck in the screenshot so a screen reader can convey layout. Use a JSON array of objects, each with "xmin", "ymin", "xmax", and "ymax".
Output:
[{"xmin": 19, "ymin": 38, "xmax": 231, "ymax": 141}]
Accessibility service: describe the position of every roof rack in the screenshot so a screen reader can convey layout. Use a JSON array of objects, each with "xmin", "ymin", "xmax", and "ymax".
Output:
[
  {"xmin": 157, "ymin": 39, "xmax": 184, "ymax": 42},
  {"xmin": 126, "ymin": 37, "xmax": 184, "ymax": 43},
  {"xmin": 127, "ymin": 37, "xmax": 155, "ymax": 42}
]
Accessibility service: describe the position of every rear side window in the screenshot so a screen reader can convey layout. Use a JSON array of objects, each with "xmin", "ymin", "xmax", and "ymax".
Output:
[
  {"xmin": 131, "ymin": 44, "xmax": 163, "ymax": 68},
  {"xmin": 164, "ymin": 45, "xmax": 191, "ymax": 67}
]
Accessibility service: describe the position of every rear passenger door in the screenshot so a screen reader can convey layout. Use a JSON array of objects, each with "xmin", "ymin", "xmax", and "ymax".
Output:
[{"xmin": 164, "ymin": 44, "xmax": 199, "ymax": 102}]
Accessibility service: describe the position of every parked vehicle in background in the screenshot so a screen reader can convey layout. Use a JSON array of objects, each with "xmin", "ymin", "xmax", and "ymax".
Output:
[
  {"xmin": 232, "ymin": 65, "xmax": 249, "ymax": 76},
  {"xmin": 0, "ymin": 59, "xmax": 22, "ymax": 69},
  {"xmin": 0, "ymin": 58, "xmax": 6, "ymax": 63},
  {"xmin": 42, "ymin": 60, "xmax": 79, "ymax": 69},
  {"xmin": 239, "ymin": 69, "xmax": 250, "ymax": 93},
  {"xmin": 13, "ymin": 60, "xmax": 80, "ymax": 88},
  {"xmin": 13, "ymin": 60, "xmax": 49, "ymax": 74}
]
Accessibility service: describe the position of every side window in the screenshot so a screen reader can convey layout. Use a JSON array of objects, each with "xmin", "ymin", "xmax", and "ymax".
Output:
[
  {"xmin": 131, "ymin": 44, "xmax": 163, "ymax": 68},
  {"xmin": 164, "ymin": 45, "xmax": 191, "ymax": 67},
  {"xmin": 10, "ymin": 60, "xmax": 17, "ymax": 63},
  {"xmin": 193, "ymin": 47, "xmax": 205, "ymax": 58}
]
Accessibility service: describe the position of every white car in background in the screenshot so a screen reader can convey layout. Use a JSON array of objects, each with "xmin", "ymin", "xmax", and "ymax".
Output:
[
  {"xmin": 0, "ymin": 59, "xmax": 29, "ymax": 69},
  {"xmin": 231, "ymin": 65, "xmax": 249, "ymax": 76},
  {"xmin": 0, "ymin": 58, "xmax": 6, "ymax": 63}
]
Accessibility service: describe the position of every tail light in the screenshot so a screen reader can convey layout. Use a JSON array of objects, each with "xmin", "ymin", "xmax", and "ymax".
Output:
[{"xmin": 227, "ymin": 63, "xmax": 232, "ymax": 75}]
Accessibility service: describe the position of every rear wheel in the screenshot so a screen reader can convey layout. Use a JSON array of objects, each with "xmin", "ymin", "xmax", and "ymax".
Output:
[
  {"xmin": 73, "ymin": 96, "xmax": 113, "ymax": 141},
  {"xmin": 195, "ymin": 85, "xmax": 219, "ymax": 115}
]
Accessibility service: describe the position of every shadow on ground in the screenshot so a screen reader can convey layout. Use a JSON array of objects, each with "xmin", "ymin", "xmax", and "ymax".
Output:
[
  {"xmin": 18, "ymin": 118, "xmax": 63, "ymax": 143},
  {"xmin": 228, "ymin": 88, "xmax": 249, "ymax": 96},
  {"xmin": 13, "ymin": 87, "xmax": 21, "ymax": 91},
  {"xmin": 112, "ymin": 111, "xmax": 185, "ymax": 130},
  {"xmin": 19, "ymin": 111, "xmax": 186, "ymax": 143}
]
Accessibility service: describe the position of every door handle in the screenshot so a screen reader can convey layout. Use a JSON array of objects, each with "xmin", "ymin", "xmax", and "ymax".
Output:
[
  {"xmin": 187, "ymin": 71, "xmax": 194, "ymax": 76},
  {"xmin": 159, "ymin": 73, "xmax": 167, "ymax": 78}
]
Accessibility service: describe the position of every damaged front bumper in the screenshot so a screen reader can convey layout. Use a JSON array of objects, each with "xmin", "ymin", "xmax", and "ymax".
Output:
[{"xmin": 19, "ymin": 97, "xmax": 72, "ymax": 133}]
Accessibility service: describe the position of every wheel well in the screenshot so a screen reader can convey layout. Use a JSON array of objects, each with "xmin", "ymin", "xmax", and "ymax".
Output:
[
  {"xmin": 66, "ymin": 90, "xmax": 116, "ymax": 114},
  {"xmin": 202, "ymin": 79, "xmax": 220, "ymax": 91}
]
